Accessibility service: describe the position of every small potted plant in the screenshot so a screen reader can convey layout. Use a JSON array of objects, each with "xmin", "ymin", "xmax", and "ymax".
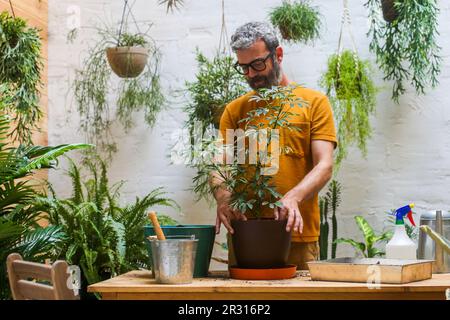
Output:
[
  {"xmin": 106, "ymin": 33, "xmax": 149, "ymax": 78},
  {"xmin": 269, "ymin": 0, "xmax": 322, "ymax": 44},
  {"xmin": 190, "ymin": 85, "xmax": 307, "ymax": 270}
]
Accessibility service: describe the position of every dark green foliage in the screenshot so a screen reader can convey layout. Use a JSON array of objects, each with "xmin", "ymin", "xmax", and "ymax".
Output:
[
  {"xmin": 365, "ymin": 0, "xmax": 441, "ymax": 102},
  {"xmin": 73, "ymin": 26, "xmax": 164, "ymax": 159},
  {"xmin": 335, "ymin": 216, "xmax": 393, "ymax": 258},
  {"xmin": 0, "ymin": 11, "xmax": 43, "ymax": 144},
  {"xmin": 189, "ymin": 85, "xmax": 307, "ymax": 218},
  {"xmin": 320, "ymin": 50, "xmax": 377, "ymax": 168},
  {"xmin": 319, "ymin": 180, "xmax": 342, "ymax": 260},
  {"xmin": 269, "ymin": 0, "xmax": 322, "ymax": 44},
  {"xmin": 39, "ymin": 156, "xmax": 179, "ymax": 298}
]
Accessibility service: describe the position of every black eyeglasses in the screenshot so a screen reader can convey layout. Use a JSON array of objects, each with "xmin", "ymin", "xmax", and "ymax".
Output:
[{"xmin": 234, "ymin": 52, "xmax": 274, "ymax": 75}]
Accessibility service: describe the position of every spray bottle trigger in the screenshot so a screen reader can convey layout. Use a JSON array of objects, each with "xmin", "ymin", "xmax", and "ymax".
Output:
[{"xmin": 406, "ymin": 211, "xmax": 416, "ymax": 226}]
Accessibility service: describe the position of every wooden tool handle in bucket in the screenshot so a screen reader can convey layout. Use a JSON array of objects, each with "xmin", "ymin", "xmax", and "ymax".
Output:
[{"xmin": 148, "ymin": 211, "xmax": 166, "ymax": 240}]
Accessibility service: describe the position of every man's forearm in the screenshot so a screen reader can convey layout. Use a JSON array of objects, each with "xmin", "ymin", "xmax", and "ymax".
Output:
[
  {"xmin": 209, "ymin": 171, "xmax": 232, "ymax": 203},
  {"xmin": 284, "ymin": 161, "xmax": 333, "ymax": 203}
]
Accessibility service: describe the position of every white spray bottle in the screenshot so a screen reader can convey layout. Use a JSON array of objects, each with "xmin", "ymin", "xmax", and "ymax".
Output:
[{"xmin": 386, "ymin": 203, "xmax": 417, "ymax": 260}]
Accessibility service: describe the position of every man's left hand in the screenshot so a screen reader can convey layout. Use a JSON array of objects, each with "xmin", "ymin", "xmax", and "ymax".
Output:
[{"xmin": 274, "ymin": 195, "xmax": 303, "ymax": 233}]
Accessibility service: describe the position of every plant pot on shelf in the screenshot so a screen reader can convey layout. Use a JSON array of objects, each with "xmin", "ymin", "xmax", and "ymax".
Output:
[
  {"xmin": 381, "ymin": 0, "xmax": 399, "ymax": 23},
  {"xmin": 106, "ymin": 46, "xmax": 149, "ymax": 78},
  {"xmin": 230, "ymin": 219, "xmax": 292, "ymax": 269},
  {"xmin": 144, "ymin": 224, "xmax": 216, "ymax": 277}
]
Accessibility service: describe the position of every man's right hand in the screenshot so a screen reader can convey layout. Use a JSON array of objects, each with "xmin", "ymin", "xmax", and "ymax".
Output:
[{"xmin": 215, "ymin": 200, "xmax": 247, "ymax": 235}]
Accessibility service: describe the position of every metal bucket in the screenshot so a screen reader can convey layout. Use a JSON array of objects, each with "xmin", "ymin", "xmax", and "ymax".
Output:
[{"xmin": 150, "ymin": 235, "xmax": 198, "ymax": 284}]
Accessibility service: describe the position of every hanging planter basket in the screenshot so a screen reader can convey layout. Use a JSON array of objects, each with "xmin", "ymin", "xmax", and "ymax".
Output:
[
  {"xmin": 381, "ymin": 0, "xmax": 399, "ymax": 23},
  {"xmin": 106, "ymin": 46, "xmax": 149, "ymax": 78}
]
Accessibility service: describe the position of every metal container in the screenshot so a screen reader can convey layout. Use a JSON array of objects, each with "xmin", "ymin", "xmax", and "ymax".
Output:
[
  {"xmin": 418, "ymin": 210, "xmax": 450, "ymax": 273},
  {"xmin": 308, "ymin": 258, "xmax": 433, "ymax": 284},
  {"xmin": 150, "ymin": 236, "xmax": 198, "ymax": 284}
]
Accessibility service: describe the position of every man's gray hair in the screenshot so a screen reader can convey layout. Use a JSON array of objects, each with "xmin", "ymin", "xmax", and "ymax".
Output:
[{"xmin": 230, "ymin": 21, "xmax": 279, "ymax": 53}]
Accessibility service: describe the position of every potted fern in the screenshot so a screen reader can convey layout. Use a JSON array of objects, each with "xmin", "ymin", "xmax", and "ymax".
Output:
[
  {"xmin": 365, "ymin": 0, "xmax": 441, "ymax": 102},
  {"xmin": 319, "ymin": 49, "xmax": 377, "ymax": 168},
  {"xmin": 190, "ymin": 85, "xmax": 307, "ymax": 269},
  {"xmin": 269, "ymin": 0, "xmax": 322, "ymax": 44}
]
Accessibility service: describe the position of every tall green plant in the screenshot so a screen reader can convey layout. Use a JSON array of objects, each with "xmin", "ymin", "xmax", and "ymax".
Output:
[
  {"xmin": 319, "ymin": 180, "xmax": 342, "ymax": 260},
  {"xmin": 365, "ymin": 0, "xmax": 441, "ymax": 102},
  {"xmin": 73, "ymin": 26, "xmax": 164, "ymax": 159},
  {"xmin": 335, "ymin": 216, "xmax": 393, "ymax": 258},
  {"xmin": 0, "ymin": 11, "xmax": 43, "ymax": 144},
  {"xmin": 39, "ymin": 156, "xmax": 179, "ymax": 298},
  {"xmin": 319, "ymin": 50, "xmax": 377, "ymax": 168}
]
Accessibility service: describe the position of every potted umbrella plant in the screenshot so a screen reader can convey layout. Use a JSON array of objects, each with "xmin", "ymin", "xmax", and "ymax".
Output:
[{"xmin": 189, "ymin": 84, "xmax": 307, "ymax": 270}]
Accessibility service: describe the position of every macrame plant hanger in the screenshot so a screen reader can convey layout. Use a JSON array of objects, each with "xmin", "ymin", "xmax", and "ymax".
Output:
[
  {"xmin": 218, "ymin": 0, "xmax": 230, "ymax": 56},
  {"xmin": 336, "ymin": 0, "xmax": 359, "ymax": 77}
]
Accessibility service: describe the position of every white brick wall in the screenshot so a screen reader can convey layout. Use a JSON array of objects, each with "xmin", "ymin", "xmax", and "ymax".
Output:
[{"xmin": 48, "ymin": 0, "xmax": 450, "ymax": 263}]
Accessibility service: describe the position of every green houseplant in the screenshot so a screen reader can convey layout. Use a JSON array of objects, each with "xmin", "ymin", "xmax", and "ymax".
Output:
[
  {"xmin": 335, "ymin": 216, "xmax": 393, "ymax": 258},
  {"xmin": 269, "ymin": 0, "xmax": 322, "ymax": 44},
  {"xmin": 38, "ymin": 155, "xmax": 178, "ymax": 299},
  {"xmin": 319, "ymin": 180, "xmax": 342, "ymax": 260},
  {"xmin": 184, "ymin": 50, "xmax": 248, "ymax": 132},
  {"xmin": 0, "ymin": 11, "xmax": 43, "ymax": 144},
  {"xmin": 365, "ymin": 0, "xmax": 441, "ymax": 102},
  {"xmin": 73, "ymin": 25, "xmax": 164, "ymax": 159},
  {"xmin": 190, "ymin": 84, "xmax": 307, "ymax": 268},
  {"xmin": 319, "ymin": 50, "xmax": 377, "ymax": 168},
  {"xmin": 0, "ymin": 96, "xmax": 91, "ymax": 299}
]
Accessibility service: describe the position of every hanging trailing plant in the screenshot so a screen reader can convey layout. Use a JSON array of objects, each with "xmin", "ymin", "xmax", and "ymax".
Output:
[
  {"xmin": 0, "ymin": 11, "xmax": 43, "ymax": 144},
  {"xmin": 73, "ymin": 24, "xmax": 164, "ymax": 159},
  {"xmin": 365, "ymin": 0, "xmax": 442, "ymax": 102},
  {"xmin": 269, "ymin": 0, "xmax": 322, "ymax": 44},
  {"xmin": 320, "ymin": 50, "xmax": 377, "ymax": 167}
]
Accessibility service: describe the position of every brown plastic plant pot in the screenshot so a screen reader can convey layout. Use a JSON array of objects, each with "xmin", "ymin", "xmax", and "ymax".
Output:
[
  {"xmin": 106, "ymin": 46, "xmax": 149, "ymax": 78},
  {"xmin": 381, "ymin": 0, "xmax": 400, "ymax": 23},
  {"xmin": 230, "ymin": 218, "xmax": 292, "ymax": 269}
]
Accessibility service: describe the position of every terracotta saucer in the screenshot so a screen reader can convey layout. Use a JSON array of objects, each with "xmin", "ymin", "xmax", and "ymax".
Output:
[{"xmin": 229, "ymin": 264, "xmax": 297, "ymax": 280}]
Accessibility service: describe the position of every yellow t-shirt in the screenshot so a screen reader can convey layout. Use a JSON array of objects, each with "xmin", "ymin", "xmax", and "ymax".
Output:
[{"xmin": 219, "ymin": 84, "xmax": 338, "ymax": 242}]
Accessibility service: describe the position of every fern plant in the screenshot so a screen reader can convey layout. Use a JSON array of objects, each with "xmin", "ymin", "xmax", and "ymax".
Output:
[
  {"xmin": 39, "ymin": 156, "xmax": 179, "ymax": 299},
  {"xmin": 0, "ymin": 102, "xmax": 91, "ymax": 299},
  {"xmin": 319, "ymin": 180, "xmax": 342, "ymax": 260},
  {"xmin": 365, "ymin": 0, "xmax": 441, "ymax": 102},
  {"xmin": 319, "ymin": 50, "xmax": 377, "ymax": 169},
  {"xmin": 335, "ymin": 216, "xmax": 393, "ymax": 258}
]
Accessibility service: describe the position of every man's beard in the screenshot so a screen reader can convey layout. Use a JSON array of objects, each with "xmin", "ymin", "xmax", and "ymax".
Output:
[{"xmin": 247, "ymin": 59, "xmax": 282, "ymax": 90}]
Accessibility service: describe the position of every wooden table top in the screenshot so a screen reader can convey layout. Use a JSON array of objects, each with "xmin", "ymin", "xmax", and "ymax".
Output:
[{"xmin": 88, "ymin": 270, "xmax": 450, "ymax": 300}]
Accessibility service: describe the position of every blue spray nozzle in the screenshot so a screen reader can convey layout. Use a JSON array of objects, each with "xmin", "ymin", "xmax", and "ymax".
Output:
[{"xmin": 394, "ymin": 203, "xmax": 415, "ymax": 226}]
